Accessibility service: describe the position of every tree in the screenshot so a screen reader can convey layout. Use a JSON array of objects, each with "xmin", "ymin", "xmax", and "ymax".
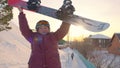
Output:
[
  {"xmin": 0, "ymin": 0, "xmax": 13, "ymax": 31},
  {"xmin": 70, "ymin": 37, "xmax": 95, "ymax": 59}
]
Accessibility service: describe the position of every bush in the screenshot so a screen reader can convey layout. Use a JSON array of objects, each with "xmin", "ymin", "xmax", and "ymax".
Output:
[{"xmin": 0, "ymin": 0, "xmax": 13, "ymax": 31}]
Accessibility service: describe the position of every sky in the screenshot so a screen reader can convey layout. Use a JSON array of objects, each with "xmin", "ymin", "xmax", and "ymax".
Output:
[{"xmin": 12, "ymin": 0, "xmax": 120, "ymax": 40}]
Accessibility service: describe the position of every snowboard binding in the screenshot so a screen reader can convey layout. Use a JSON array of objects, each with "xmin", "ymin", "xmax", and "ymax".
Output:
[
  {"xmin": 56, "ymin": 0, "xmax": 75, "ymax": 20},
  {"xmin": 27, "ymin": 0, "xmax": 41, "ymax": 11}
]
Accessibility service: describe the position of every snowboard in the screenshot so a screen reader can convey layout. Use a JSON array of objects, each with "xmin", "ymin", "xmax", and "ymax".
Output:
[{"xmin": 8, "ymin": 0, "xmax": 110, "ymax": 32}]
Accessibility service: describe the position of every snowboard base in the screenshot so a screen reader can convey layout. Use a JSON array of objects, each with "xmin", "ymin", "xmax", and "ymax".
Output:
[{"xmin": 8, "ymin": 0, "xmax": 110, "ymax": 32}]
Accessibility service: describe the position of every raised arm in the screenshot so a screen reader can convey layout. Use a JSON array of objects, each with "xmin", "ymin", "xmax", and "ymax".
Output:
[
  {"xmin": 18, "ymin": 7, "xmax": 33, "ymax": 42},
  {"xmin": 54, "ymin": 22, "xmax": 70, "ymax": 41},
  {"xmin": 54, "ymin": 0, "xmax": 75, "ymax": 41}
]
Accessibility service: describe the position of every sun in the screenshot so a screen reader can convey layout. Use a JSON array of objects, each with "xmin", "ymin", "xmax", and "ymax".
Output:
[
  {"xmin": 64, "ymin": 25, "xmax": 91, "ymax": 41},
  {"xmin": 70, "ymin": 25, "xmax": 90, "ymax": 36}
]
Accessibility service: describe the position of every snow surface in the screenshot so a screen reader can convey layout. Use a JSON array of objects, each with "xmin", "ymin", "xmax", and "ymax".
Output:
[
  {"xmin": 0, "ymin": 22, "xmax": 31, "ymax": 68},
  {"xmin": 89, "ymin": 34, "xmax": 110, "ymax": 39},
  {"xmin": 89, "ymin": 50, "xmax": 120, "ymax": 68},
  {"xmin": 0, "ymin": 22, "xmax": 95, "ymax": 68}
]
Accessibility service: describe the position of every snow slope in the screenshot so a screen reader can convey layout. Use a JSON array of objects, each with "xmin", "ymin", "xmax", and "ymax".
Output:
[{"xmin": 0, "ymin": 22, "xmax": 31, "ymax": 68}]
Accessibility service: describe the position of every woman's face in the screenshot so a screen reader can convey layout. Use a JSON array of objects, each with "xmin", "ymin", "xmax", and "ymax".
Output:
[{"xmin": 38, "ymin": 25, "xmax": 50, "ymax": 35}]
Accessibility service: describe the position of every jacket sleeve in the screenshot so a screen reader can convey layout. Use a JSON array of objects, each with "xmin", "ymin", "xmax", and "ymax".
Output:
[
  {"xmin": 54, "ymin": 22, "xmax": 70, "ymax": 41},
  {"xmin": 18, "ymin": 12, "xmax": 33, "ymax": 42}
]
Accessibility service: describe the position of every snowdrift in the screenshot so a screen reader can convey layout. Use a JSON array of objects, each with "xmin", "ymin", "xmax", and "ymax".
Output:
[{"xmin": 89, "ymin": 50, "xmax": 120, "ymax": 68}]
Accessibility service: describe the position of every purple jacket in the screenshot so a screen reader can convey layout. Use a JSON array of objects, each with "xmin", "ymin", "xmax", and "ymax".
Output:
[{"xmin": 18, "ymin": 12, "xmax": 70, "ymax": 68}]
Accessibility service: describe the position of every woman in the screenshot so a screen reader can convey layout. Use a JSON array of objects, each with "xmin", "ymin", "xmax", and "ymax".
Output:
[{"xmin": 18, "ymin": 7, "xmax": 70, "ymax": 68}]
